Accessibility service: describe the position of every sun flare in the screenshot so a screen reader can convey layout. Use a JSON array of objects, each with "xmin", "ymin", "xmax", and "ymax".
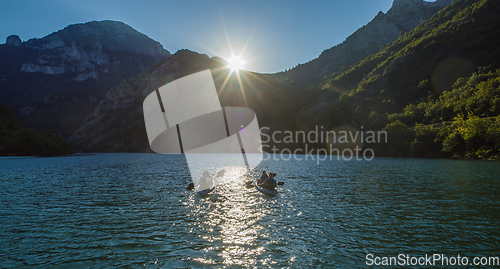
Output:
[{"xmin": 226, "ymin": 56, "xmax": 245, "ymax": 72}]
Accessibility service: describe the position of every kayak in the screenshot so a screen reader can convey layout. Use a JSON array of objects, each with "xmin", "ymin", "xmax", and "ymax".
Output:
[
  {"xmin": 196, "ymin": 186, "xmax": 215, "ymax": 195},
  {"xmin": 255, "ymin": 184, "xmax": 277, "ymax": 195}
]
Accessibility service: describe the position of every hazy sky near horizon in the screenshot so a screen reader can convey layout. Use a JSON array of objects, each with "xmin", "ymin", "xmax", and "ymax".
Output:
[{"xmin": 0, "ymin": 0, "xmax": 402, "ymax": 73}]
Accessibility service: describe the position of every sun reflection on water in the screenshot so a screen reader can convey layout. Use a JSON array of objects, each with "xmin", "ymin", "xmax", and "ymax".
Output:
[{"xmin": 189, "ymin": 166, "xmax": 268, "ymax": 266}]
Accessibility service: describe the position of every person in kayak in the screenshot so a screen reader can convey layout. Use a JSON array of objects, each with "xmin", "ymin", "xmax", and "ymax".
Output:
[
  {"xmin": 261, "ymin": 172, "xmax": 277, "ymax": 191},
  {"xmin": 197, "ymin": 171, "xmax": 213, "ymax": 191},
  {"xmin": 258, "ymin": 170, "xmax": 269, "ymax": 184}
]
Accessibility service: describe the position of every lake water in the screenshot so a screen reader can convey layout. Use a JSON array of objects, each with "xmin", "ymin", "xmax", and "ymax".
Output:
[{"xmin": 1, "ymin": 153, "xmax": 499, "ymax": 268}]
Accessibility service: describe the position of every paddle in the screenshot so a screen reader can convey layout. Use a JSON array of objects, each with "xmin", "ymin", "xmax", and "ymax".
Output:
[
  {"xmin": 272, "ymin": 173, "xmax": 284, "ymax": 186},
  {"xmin": 187, "ymin": 170, "xmax": 225, "ymax": 190}
]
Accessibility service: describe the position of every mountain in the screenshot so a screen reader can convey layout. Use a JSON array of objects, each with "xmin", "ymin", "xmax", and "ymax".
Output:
[
  {"xmin": 8, "ymin": 0, "xmax": 489, "ymax": 158},
  {"xmin": 69, "ymin": 0, "xmax": 459, "ymax": 154},
  {"xmin": 297, "ymin": 0, "xmax": 500, "ymax": 159},
  {"xmin": 69, "ymin": 50, "xmax": 284, "ymax": 152},
  {"xmin": 0, "ymin": 20, "xmax": 170, "ymax": 137},
  {"xmin": 283, "ymin": 0, "xmax": 455, "ymax": 90}
]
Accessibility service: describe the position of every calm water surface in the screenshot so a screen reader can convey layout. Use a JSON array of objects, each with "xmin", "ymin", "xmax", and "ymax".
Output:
[{"xmin": 0, "ymin": 153, "xmax": 499, "ymax": 268}]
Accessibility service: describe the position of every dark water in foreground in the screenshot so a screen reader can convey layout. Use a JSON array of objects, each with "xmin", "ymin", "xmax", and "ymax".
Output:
[{"xmin": 0, "ymin": 153, "xmax": 499, "ymax": 268}]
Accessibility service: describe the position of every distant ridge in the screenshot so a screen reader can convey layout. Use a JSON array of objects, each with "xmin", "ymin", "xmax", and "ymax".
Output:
[
  {"xmin": 283, "ymin": 0, "xmax": 455, "ymax": 89},
  {"xmin": 0, "ymin": 20, "xmax": 170, "ymax": 137},
  {"xmin": 296, "ymin": 0, "xmax": 500, "ymax": 159}
]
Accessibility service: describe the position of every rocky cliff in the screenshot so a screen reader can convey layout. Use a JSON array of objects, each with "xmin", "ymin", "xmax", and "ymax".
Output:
[
  {"xmin": 0, "ymin": 20, "xmax": 170, "ymax": 137},
  {"xmin": 69, "ymin": 49, "xmax": 284, "ymax": 152},
  {"xmin": 15, "ymin": 20, "xmax": 168, "ymax": 79},
  {"xmin": 69, "ymin": 57, "xmax": 180, "ymax": 152},
  {"xmin": 70, "ymin": 50, "xmax": 222, "ymax": 152}
]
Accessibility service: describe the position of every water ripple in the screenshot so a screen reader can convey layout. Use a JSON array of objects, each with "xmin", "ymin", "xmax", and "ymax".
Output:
[{"xmin": 0, "ymin": 154, "xmax": 499, "ymax": 268}]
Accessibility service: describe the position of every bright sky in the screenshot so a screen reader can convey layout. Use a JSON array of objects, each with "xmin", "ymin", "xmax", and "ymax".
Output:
[{"xmin": 0, "ymin": 0, "xmax": 396, "ymax": 74}]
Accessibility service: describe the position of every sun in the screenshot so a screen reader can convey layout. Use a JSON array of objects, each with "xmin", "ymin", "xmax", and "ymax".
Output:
[{"xmin": 226, "ymin": 56, "xmax": 245, "ymax": 72}]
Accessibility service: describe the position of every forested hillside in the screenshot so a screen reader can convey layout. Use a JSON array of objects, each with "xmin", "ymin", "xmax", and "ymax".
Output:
[
  {"xmin": 298, "ymin": 0, "xmax": 500, "ymax": 159},
  {"xmin": 0, "ymin": 100, "xmax": 73, "ymax": 156}
]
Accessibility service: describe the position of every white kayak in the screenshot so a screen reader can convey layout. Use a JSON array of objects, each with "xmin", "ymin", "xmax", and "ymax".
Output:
[{"xmin": 196, "ymin": 186, "xmax": 215, "ymax": 195}]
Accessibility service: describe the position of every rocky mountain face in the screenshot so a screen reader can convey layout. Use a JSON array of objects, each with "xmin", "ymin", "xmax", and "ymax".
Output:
[
  {"xmin": 284, "ymin": 0, "xmax": 455, "ymax": 89},
  {"xmin": 0, "ymin": 20, "xmax": 170, "ymax": 137},
  {"xmin": 69, "ymin": 0, "xmax": 459, "ymax": 154},
  {"xmin": 69, "ymin": 49, "xmax": 284, "ymax": 152},
  {"xmin": 69, "ymin": 56, "xmax": 181, "ymax": 153}
]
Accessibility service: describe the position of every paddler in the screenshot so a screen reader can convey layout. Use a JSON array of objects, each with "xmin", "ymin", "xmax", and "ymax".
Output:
[
  {"xmin": 197, "ymin": 171, "xmax": 213, "ymax": 190},
  {"xmin": 261, "ymin": 172, "xmax": 277, "ymax": 191},
  {"xmin": 258, "ymin": 170, "xmax": 269, "ymax": 184}
]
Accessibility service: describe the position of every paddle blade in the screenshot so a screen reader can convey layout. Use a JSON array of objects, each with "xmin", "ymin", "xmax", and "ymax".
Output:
[{"xmin": 277, "ymin": 182, "xmax": 284, "ymax": 186}]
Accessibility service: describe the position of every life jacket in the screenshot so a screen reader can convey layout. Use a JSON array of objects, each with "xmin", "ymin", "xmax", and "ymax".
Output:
[
  {"xmin": 264, "ymin": 177, "xmax": 276, "ymax": 190},
  {"xmin": 198, "ymin": 176, "xmax": 211, "ymax": 190}
]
